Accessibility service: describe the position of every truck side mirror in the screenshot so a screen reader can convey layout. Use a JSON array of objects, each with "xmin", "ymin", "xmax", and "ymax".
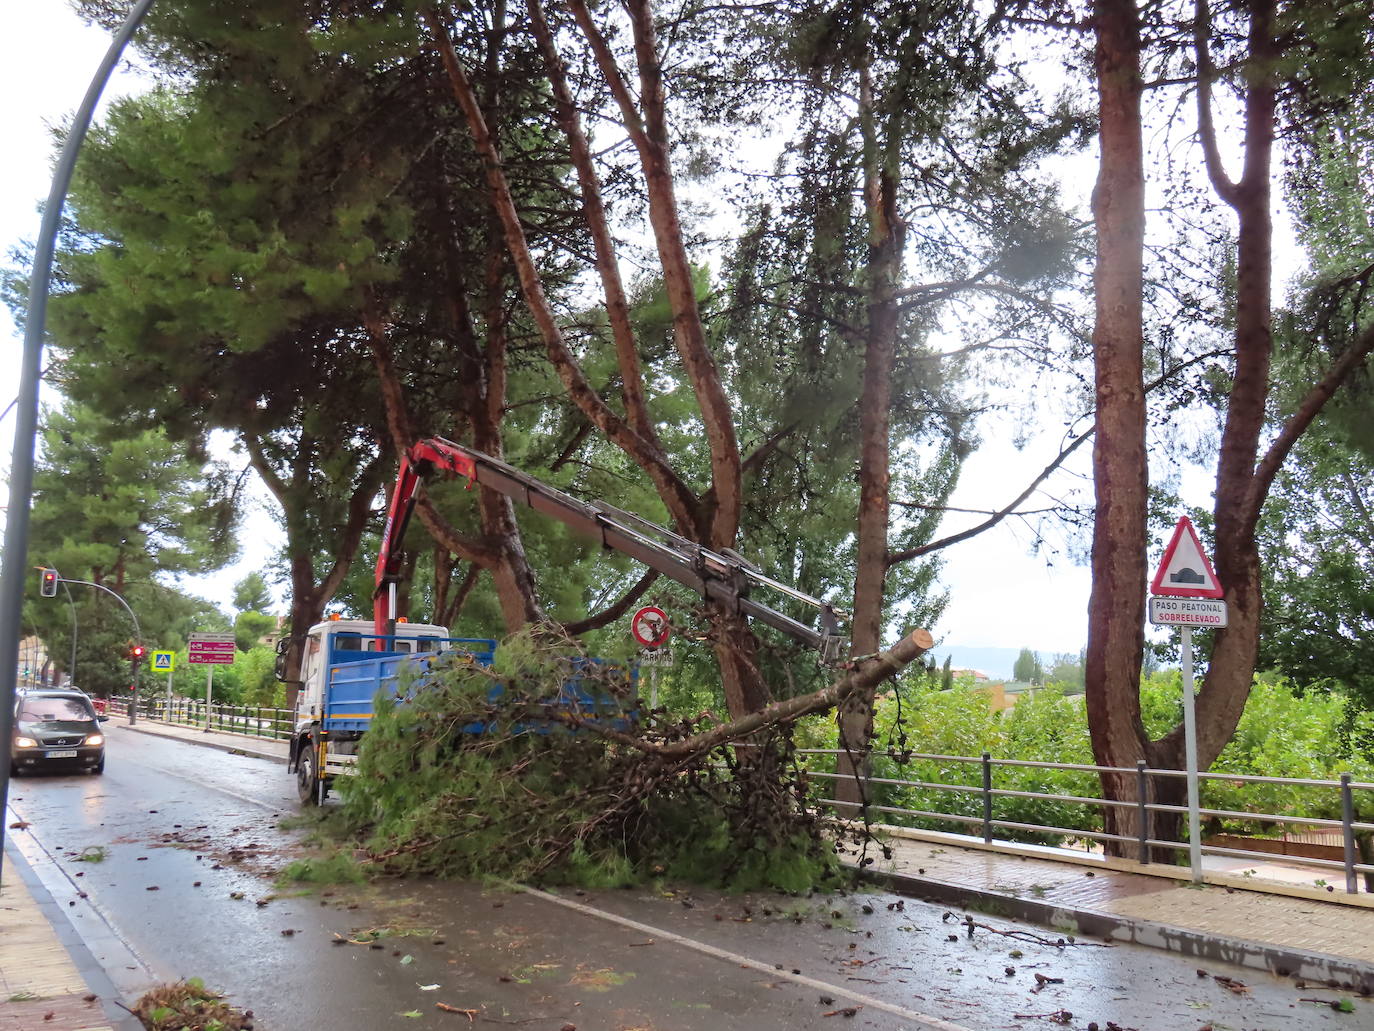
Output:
[{"xmin": 274, "ymin": 635, "xmax": 304, "ymax": 684}]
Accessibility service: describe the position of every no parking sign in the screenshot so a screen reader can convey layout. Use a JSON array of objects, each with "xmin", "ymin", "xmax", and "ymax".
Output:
[{"xmin": 630, "ymin": 606, "xmax": 670, "ymax": 648}]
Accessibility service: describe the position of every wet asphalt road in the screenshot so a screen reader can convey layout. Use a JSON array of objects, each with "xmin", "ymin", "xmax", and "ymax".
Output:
[{"xmin": 5, "ymin": 725, "xmax": 1365, "ymax": 1031}]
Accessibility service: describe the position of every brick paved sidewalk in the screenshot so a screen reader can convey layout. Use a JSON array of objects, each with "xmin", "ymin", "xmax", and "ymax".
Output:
[{"xmin": 0, "ymin": 846, "xmax": 140, "ymax": 1031}]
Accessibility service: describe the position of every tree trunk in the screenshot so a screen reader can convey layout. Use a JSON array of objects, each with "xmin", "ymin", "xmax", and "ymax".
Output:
[
  {"xmin": 1085, "ymin": 0, "xmax": 1152, "ymax": 854},
  {"xmin": 713, "ymin": 612, "xmax": 773, "ymax": 717},
  {"xmin": 835, "ymin": 66, "xmax": 902, "ymax": 807}
]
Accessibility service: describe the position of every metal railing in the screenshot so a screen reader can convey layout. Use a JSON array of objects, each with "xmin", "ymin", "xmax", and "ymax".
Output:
[
  {"xmin": 108, "ymin": 696, "xmax": 294, "ymax": 741},
  {"xmin": 802, "ymin": 748, "xmax": 1374, "ymax": 895}
]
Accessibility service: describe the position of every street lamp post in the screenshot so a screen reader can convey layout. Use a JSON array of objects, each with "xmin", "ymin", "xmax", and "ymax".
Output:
[{"xmin": 0, "ymin": 0, "xmax": 157, "ymax": 887}]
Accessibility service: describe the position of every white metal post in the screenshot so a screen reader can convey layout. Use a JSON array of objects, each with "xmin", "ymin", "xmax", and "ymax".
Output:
[
  {"xmin": 165, "ymin": 668, "xmax": 172, "ymax": 716},
  {"xmin": 204, "ymin": 666, "xmax": 213, "ymax": 732},
  {"xmin": 1181, "ymin": 626, "xmax": 1202, "ymax": 882}
]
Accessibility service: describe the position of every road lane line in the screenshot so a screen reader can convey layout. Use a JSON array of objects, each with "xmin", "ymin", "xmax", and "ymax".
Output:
[{"xmin": 518, "ymin": 884, "xmax": 975, "ymax": 1031}]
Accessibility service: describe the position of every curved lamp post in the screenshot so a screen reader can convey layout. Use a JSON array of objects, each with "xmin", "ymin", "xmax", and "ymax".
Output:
[{"xmin": 0, "ymin": 0, "xmax": 157, "ymax": 885}]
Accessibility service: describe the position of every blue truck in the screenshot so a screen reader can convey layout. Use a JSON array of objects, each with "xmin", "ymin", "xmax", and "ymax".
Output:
[{"xmin": 284, "ymin": 618, "xmax": 632, "ymax": 804}]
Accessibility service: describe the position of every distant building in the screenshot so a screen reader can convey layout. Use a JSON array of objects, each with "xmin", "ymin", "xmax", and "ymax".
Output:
[
  {"xmin": 974, "ymin": 680, "xmax": 1038, "ymax": 711},
  {"xmin": 950, "ymin": 668, "xmax": 991, "ymax": 683},
  {"xmin": 17, "ymin": 634, "xmax": 58, "ymax": 687}
]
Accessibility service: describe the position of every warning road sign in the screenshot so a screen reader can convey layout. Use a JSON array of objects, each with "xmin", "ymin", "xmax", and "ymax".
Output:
[
  {"xmin": 1150, "ymin": 516, "xmax": 1224, "ymax": 598},
  {"xmin": 151, "ymin": 650, "xmax": 176, "ymax": 673}
]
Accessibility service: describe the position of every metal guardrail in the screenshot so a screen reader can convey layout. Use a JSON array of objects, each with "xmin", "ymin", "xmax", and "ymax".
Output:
[
  {"xmin": 107, "ymin": 696, "xmax": 293, "ymax": 741},
  {"xmin": 98, "ymin": 700, "xmax": 1374, "ymax": 895},
  {"xmin": 800, "ymin": 748, "xmax": 1374, "ymax": 895}
]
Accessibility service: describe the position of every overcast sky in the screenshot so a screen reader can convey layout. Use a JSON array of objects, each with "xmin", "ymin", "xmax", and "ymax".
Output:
[{"xmin": 1, "ymin": 3, "xmax": 1095, "ymax": 660}]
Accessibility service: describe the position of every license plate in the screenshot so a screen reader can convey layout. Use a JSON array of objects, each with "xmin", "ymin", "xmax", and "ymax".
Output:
[{"xmin": 45, "ymin": 749, "xmax": 79, "ymax": 759}]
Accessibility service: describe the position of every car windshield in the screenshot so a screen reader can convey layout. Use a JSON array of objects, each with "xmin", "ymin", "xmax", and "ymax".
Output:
[{"xmin": 18, "ymin": 697, "xmax": 95, "ymax": 722}]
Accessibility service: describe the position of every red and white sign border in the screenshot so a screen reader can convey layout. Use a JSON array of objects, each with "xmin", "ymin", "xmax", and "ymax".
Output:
[
  {"xmin": 630, "ymin": 605, "xmax": 671, "ymax": 648},
  {"xmin": 1150, "ymin": 516, "xmax": 1224, "ymax": 599}
]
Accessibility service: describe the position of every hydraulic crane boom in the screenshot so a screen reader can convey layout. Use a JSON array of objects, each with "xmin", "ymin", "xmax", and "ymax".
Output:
[{"xmin": 374, "ymin": 437, "xmax": 847, "ymax": 661}]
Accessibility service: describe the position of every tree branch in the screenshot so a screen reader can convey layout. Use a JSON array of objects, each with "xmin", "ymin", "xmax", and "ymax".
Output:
[
  {"xmin": 1249, "ymin": 321, "xmax": 1374, "ymax": 521},
  {"xmin": 887, "ymin": 431, "xmax": 1093, "ymax": 566}
]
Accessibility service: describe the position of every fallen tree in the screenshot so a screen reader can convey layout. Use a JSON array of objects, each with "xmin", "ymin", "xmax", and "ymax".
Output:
[{"xmin": 328, "ymin": 629, "xmax": 933, "ymax": 890}]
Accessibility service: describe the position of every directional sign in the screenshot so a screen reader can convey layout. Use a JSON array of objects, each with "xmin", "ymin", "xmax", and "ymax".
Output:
[
  {"xmin": 1150, "ymin": 516, "xmax": 1224, "ymax": 598},
  {"xmin": 630, "ymin": 606, "xmax": 671, "ymax": 648},
  {"xmin": 188, "ymin": 632, "xmax": 237, "ymax": 665},
  {"xmin": 150, "ymin": 650, "xmax": 176, "ymax": 673},
  {"xmin": 1149, "ymin": 597, "xmax": 1228, "ymax": 628}
]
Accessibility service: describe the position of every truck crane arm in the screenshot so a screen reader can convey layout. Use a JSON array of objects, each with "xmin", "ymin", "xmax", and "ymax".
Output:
[{"xmin": 374, "ymin": 437, "xmax": 847, "ymax": 661}]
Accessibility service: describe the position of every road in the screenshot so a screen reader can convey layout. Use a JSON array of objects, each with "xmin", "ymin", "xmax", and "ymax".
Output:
[{"xmin": 4, "ymin": 726, "xmax": 1357, "ymax": 1031}]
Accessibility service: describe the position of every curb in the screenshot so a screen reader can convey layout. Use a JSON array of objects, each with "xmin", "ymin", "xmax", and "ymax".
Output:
[
  {"xmin": 855, "ymin": 864, "xmax": 1374, "ymax": 996},
  {"xmin": 113, "ymin": 722, "xmax": 289, "ymax": 766}
]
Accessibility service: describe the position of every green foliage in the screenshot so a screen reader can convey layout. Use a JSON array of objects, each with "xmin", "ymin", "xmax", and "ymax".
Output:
[
  {"xmin": 799, "ymin": 671, "xmax": 1373, "ymax": 847},
  {"xmin": 233, "ymin": 611, "xmax": 276, "ymax": 654},
  {"xmin": 232, "ymin": 574, "xmax": 274, "ymax": 615},
  {"xmin": 277, "ymin": 853, "xmax": 367, "ymax": 886},
  {"xmin": 1203, "ymin": 676, "xmax": 1374, "ymax": 828},
  {"xmin": 334, "ymin": 632, "xmax": 843, "ymax": 891},
  {"xmin": 133, "ymin": 978, "xmax": 252, "ymax": 1031},
  {"xmin": 164, "ymin": 645, "xmax": 282, "ymax": 707},
  {"xmin": 1012, "ymin": 648, "xmax": 1044, "ymax": 684},
  {"xmin": 21, "ymin": 401, "xmax": 238, "ymax": 694}
]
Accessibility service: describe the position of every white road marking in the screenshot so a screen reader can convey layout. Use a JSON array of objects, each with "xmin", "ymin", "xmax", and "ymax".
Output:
[{"xmin": 519, "ymin": 884, "xmax": 976, "ymax": 1031}]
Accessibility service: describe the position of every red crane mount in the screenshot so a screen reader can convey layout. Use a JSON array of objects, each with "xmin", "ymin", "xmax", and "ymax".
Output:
[{"xmin": 374, "ymin": 437, "xmax": 848, "ymax": 662}]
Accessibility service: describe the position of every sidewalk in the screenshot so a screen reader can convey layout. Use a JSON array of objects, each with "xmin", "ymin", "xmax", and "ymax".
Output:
[
  {"xmin": 116, "ymin": 716, "xmax": 290, "ymax": 764},
  {"xmin": 858, "ymin": 827, "xmax": 1374, "ymax": 995},
  {"xmin": 0, "ymin": 845, "xmax": 141, "ymax": 1031}
]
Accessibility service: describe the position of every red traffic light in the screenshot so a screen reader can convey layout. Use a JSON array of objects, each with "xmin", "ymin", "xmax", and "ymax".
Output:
[
  {"xmin": 131, "ymin": 645, "xmax": 145, "ymax": 658},
  {"xmin": 40, "ymin": 568, "xmax": 58, "ymax": 597}
]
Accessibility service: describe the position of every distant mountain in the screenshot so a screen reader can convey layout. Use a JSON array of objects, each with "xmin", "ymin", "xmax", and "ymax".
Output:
[{"xmin": 926, "ymin": 646, "xmax": 1033, "ymax": 681}]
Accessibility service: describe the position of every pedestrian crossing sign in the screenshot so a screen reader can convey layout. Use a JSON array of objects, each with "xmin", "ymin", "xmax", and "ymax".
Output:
[{"xmin": 151, "ymin": 650, "xmax": 175, "ymax": 673}]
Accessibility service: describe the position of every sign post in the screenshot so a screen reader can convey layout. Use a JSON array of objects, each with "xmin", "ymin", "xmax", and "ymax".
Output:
[
  {"xmin": 1149, "ymin": 516, "xmax": 1225, "ymax": 883},
  {"xmin": 630, "ymin": 607, "xmax": 672, "ymax": 708},
  {"xmin": 151, "ymin": 650, "xmax": 175, "ymax": 716},
  {"xmin": 188, "ymin": 633, "xmax": 235, "ymax": 732}
]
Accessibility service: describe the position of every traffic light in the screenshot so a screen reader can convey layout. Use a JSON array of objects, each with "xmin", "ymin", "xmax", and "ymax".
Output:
[
  {"xmin": 130, "ymin": 643, "xmax": 146, "ymax": 663},
  {"xmin": 40, "ymin": 568, "xmax": 58, "ymax": 597}
]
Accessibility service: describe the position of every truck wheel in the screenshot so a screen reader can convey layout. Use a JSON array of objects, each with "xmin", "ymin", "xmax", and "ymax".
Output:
[{"xmin": 297, "ymin": 743, "xmax": 321, "ymax": 805}]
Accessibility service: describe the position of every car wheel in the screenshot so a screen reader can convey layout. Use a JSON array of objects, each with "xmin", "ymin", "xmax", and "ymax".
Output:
[
  {"xmin": 297, "ymin": 741, "xmax": 321, "ymax": 805},
  {"xmin": 92, "ymin": 757, "xmax": 105, "ymax": 775}
]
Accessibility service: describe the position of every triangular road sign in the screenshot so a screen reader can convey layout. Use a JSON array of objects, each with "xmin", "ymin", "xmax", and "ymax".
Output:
[{"xmin": 1151, "ymin": 516, "xmax": 1224, "ymax": 598}]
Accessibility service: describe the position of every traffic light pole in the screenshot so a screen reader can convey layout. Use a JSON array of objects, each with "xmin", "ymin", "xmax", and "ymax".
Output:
[
  {"xmin": 51, "ymin": 579, "xmax": 143, "ymax": 723},
  {"xmin": 0, "ymin": 0, "xmax": 157, "ymax": 887}
]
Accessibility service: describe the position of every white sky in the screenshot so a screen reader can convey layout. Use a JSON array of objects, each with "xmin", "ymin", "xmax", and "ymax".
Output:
[{"xmin": 1, "ymin": 3, "xmax": 1095, "ymax": 658}]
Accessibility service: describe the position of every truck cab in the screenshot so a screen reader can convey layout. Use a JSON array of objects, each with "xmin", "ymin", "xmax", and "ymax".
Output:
[{"xmin": 293, "ymin": 617, "xmax": 455, "ymax": 730}]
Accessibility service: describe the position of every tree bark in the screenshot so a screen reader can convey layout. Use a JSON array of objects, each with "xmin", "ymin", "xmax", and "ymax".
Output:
[
  {"xmin": 835, "ymin": 65, "xmax": 902, "ymax": 807},
  {"xmin": 1084, "ymin": 0, "xmax": 1152, "ymax": 853}
]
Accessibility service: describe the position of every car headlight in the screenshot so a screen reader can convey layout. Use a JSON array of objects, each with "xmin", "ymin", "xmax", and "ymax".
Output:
[
  {"xmin": 85, "ymin": 734, "xmax": 104, "ymax": 746},
  {"xmin": 15, "ymin": 736, "xmax": 38, "ymax": 748}
]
